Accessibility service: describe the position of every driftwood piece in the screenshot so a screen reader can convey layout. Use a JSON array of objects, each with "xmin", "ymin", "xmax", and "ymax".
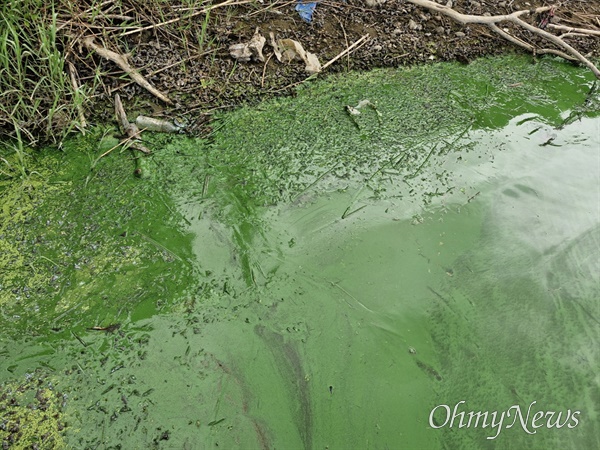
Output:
[
  {"xmin": 405, "ymin": 0, "xmax": 600, "ymax": 79},
  {"xmin": 84, "ymin": 36, "xmax": 173, "ymax": 104}
]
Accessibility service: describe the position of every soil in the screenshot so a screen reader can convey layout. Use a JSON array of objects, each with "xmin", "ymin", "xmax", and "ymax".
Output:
[{"xmin": 73, "ymin": 0, "xmax": 600, "ymax": 132}]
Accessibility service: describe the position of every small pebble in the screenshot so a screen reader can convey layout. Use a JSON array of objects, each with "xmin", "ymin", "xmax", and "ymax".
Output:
[{"xmin": 455, "ymin": 31, "xmax": 466, "ymax": 38}]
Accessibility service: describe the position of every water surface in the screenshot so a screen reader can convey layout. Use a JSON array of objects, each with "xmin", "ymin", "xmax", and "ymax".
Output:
[{"xmin": 0, "ymin": 56, "xmax": 598, "ymax": 449}]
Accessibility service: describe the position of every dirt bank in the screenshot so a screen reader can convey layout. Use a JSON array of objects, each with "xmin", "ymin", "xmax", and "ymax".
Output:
[
  {"xmin": 95, "ymin": 0, "xmax": 598, "ymax": 131},
  {"xmin": 3, "ymin": 0, "xmax": 600, "ymax": 142}
]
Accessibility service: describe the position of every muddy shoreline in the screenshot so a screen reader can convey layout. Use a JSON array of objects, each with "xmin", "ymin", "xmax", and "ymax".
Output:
[
  {"xmin": 0, "ymin": 1, "xmax": 598, "ymax": 144},
  {"xmin": 82, "ymin": 0, "xmax": 600, "ymax": 132}
]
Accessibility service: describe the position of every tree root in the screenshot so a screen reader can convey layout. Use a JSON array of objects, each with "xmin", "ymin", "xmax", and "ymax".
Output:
[{"xmin": 406, "ymin": 0, "xmax": 600, "ymax": 79}]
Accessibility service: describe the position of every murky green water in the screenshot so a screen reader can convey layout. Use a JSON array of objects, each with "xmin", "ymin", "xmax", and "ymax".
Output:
[{"xmin": 1, "ymin": 56, "xmax": 599, "ymax": 449}]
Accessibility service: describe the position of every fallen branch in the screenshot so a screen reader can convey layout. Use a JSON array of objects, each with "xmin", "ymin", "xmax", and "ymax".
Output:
[
  {"xmin": 111, "ymin": 49, "xmax": 215, "ymax": 94},
  {"xmin": 488, "ymin": 23, "xmax": 576, "ymax": 62},
  {"xmin": 114, "ymin": 94, "xmax": 151, "ymax": 155},
  {"xmin": 83, "ymin": 36, "xmax": 173, "ymax": 104},
  {"xmin": 558, "ymin": 32, "xmax": 596, "ymax": 40},
  {"xmin": 406, "ymin": 0, "xmax": 600, "ymax": 79},
  {"xmin": 548, "ymin": 23, "xmax": 600, "ymax": 37}
]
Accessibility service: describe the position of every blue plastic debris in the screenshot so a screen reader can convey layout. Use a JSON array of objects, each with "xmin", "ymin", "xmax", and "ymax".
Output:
[{"xmin": 295, "ymin": 1, "xmax": 317, "ymax": 23}]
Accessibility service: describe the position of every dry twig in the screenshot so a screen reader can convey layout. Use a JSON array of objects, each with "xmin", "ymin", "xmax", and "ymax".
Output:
[
  {"xmin": 322, "ymin": 34, "xmax": 370, "ymax": 71},
  {"xmin": 67, "ymin": 61, "xmax": 87, "ymax": 133},
  {"xmin": 120, "ymin": 0, "xmax": 253, "ymax": 37}
]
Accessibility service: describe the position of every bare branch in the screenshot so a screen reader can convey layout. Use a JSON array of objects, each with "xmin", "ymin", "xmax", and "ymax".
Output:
[
  {"xmin": 488, "ymin": 24, "xmax": 576, "ymax": 62},
  {"xmin": 512, "ymin": 15, "xmax": 600, "ymax": 78},
  {"xmin": 406, "ymin": 0, "xmax": 600, "ymax": 79},
  {"xmin": 83, "ymin": 36, "xmax": 173, "ymax": 104},
  {"xmin": 548, "ymin": 24, "xmax": 600, "ymax": 37}
]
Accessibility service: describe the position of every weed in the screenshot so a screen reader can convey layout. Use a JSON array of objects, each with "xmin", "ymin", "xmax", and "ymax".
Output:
[
  {"xmin": 0, "ymin": 1, "xmax": 85, "ymax": 151},
  {"xmin": 197, "ymin": 8, "xmax": 212, "ymax": 53}
]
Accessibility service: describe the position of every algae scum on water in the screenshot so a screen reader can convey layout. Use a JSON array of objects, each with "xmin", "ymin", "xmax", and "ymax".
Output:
[{"xmin": 1, "ymin": 55, "xmax": 599, "ymax": 449}]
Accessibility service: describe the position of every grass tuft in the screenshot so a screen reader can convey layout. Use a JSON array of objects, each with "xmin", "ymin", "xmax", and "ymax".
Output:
[{"xmin": 0, "ymin": 1, "xmax": 86, "ymax": 150}]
